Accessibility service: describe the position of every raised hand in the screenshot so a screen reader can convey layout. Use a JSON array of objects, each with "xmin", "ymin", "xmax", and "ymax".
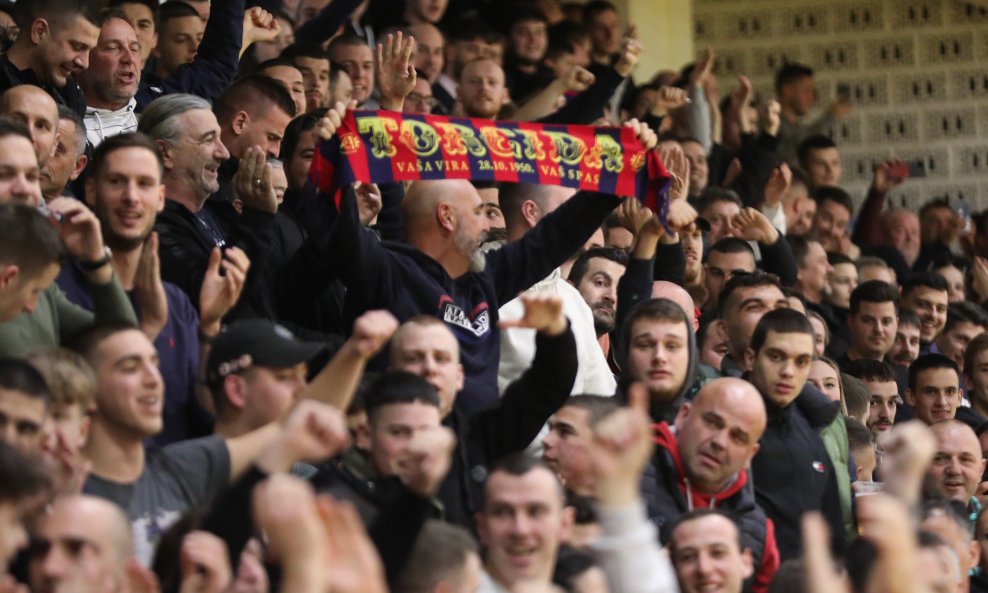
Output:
[
  {"xmin": 314, "ymin": 101, "xmax": 349, "ymax": 142},
  {"xmin": 972, "ymin": 257, "xmax": 988, "ymax": 302},
  {"xmin": 729, "ymin": 75, "xmax": 754, "ymax": 134},
  {"xmin": 763, "ymin": 162, "xmax": 791, "ymax": 208},
  {"xmin": 561, "ymin": 66, "xmax": 595, "ymax": 93},
  {"xmin": 689, "ymin": 47, "xmax": 715, "ymax": 87},
  {"xmin": 613, "ymin": 26, "xmax": 642, "ymax": 77},
  {"xmin": 348, "ymin": 309, "xmax": 399, "ymax": 358},
  {"xmin": 178, "ymin": 531, "xmax": 232, "ymax": 593},
  {"xmin": 731, "ymin": 207, "xmax": 778, "ymax": 244},
  {"xmin": 659, "ymin": 143, "xmax": 690, "ymax": 201},
  {"xmin": 316, "ymin": 497, "xmax": 388, "ymax": 593},
  {"xmin": 48, "ymin": 196, "xmax": 110, "ymax": 282},
  {"xmin": 353, "ymin": 181, "xmax": 383, "ymax": 226},
  {"xmin": 614, "ymin": 196, "xmax": 654, "ymax": 236},
  {"xmin": 253, "ymin": 475, "xmax": 327, "ymax": 593},
  {"xmin": 624, "ymin": 118, "xmax": 657, "ymax": 150},
  {"xmin": 376, "ymin": 32, "xmax": 417, "ymax": 110},
  {"xmin": 762, "ymin": 99, "xmax": 781, "ymax": 137},
  {"xmin": 199, "ymin": 246, "xmax": 250, "ymax": 334},
  {"xmin": 242, "ymin": 7, "xmax": 281, "ymax": 46},
  {"xmin": 234, "ymin": 146, "xmax": 277, "ymax": 214},
  {"xmin": 652, "ymin": 86, "xmax": 690, "ymax": 117},
  {"xmin": 260, "ymin": 400, "xmax": 351, "ymax": 472},
  {"xmin": 45, "ymin": 427, "xmax": 92, "ymax": 496},
  {"xmin": 871, "ymin": 160, "xmax": 907, "ymax": 194},
  {"xmin": 667, "ymin": 197, "xmax": 698, "ymax": 232},
  {"xmin": 876, "ymin": 420, "xmax": 935, "ymax": 505},
  {"xmin": 499, "ymin": 294, "xmax": 567, "ymax": 336},
  {"xmin": 134, "ymin": 232, "xmax": 168, "ymax": 341},
  {"xmin": 394, "ymin": 425, "xmax": 456, "ymax": 497},
  {"xmin": 590, "ymin": 382, "xmax": 653, "ymax": 506}
]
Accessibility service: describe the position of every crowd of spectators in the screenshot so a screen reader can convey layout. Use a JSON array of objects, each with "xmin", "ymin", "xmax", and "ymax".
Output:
[{"xmin": 0, "ymin": 1, "xmax": 985, "ymax": 593}]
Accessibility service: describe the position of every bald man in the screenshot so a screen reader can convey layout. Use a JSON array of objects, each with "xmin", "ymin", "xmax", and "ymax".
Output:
[
  {"xmin": 0, "ymin": 85, "xmax": 59, "ymax": 167},
  {"xmin": 652, "ymin": 280, "xmax": 698, "ymax": 332},
  {"xmin": 409, "ymin": 22, "xmax": 445, "ymax": 85},
  {"xmin": 927, "ymin": 420, "xmax": 986, "ymax": 513},
  {"xmin": 645, "ymin": 377, "xmax": 779, "ymax": 592},
  {"xmin": 29, "ymin": 495, "xmax": 135, "ymax": 592}
]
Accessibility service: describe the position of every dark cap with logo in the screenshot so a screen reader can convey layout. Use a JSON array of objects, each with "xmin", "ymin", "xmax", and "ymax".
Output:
[{"xmin": 205, "ymin": 319, "xmax": 325, "ymax": 386}]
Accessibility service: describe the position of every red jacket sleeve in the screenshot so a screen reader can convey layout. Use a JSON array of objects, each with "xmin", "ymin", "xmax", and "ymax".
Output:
[{"xmin": 752, "ymin": 518, "xmax": 781, "ymax": 593}]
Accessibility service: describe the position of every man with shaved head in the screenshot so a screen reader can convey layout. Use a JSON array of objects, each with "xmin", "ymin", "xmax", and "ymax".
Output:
[
  {"xmin": 317, "ymin": 114, "xmax": 657, "ymax": 414},
  {"xmin": 0, "ymin": 85, "xmax": 59, "ymax": 167},
  {"xmin": 927, "ymin": 420, "xmax": 986, "ymax": 516},
  {"xmin": 409, "ymin": 22, "xmax": 445, "ymax": 85},
  {"xmin": 29, "ymin": 495, "xmax": 135, "ymax": 592},
  {"xmin": 644, "ymin": 377, "xmax": 779, "ymax": 592},
  {"xmin": 652, "ymin": 280, "xmax": 698, "ymax": 333}
]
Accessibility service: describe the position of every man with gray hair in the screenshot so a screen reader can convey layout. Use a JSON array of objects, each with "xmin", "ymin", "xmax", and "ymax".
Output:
[{"xmin": 40, "ymin": 105, "xmax": 88, "ymax": 202}]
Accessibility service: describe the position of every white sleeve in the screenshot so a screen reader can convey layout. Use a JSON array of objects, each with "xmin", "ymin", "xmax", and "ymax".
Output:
[
  {"xmin": 762, "ymin": 202, "xmax": 787, "ymax": 237},
  {"xmin": 590, "ymin": 501, "xmax": 680, "ymax": 593}
]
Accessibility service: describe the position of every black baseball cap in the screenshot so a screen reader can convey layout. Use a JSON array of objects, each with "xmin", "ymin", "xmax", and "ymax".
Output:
[{"xmin": 206, "ymin": 320, "xmax": 325, "ymax": 386}]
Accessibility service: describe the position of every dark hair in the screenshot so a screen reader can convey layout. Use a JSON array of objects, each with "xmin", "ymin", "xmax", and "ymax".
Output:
[
  {"xmin": 841, "ymin": 373, "xmax": 871, "ymax": 421},
  {"xmin": 254, "ymin": 58, "xmax": 301, "ymax": 75},
  {"xmin": 0, "ymin": 116, "xmax": 33, "ymax": 144},
  {"xmin": 717, "ymin": 270, "xmax": 781, "ymax": 320},
  {"xmin": 567, "ymin": 246, "xmax": 628, "ymax": 285},
  {"xmin": 845, "ymin": 417, "xmax": 874, "ymax": 451},
  {"xmin": 944, "ymin": 302, "xmax": 988, "ymax": 335},
  {"xmin": 810, "ymin": 186, "xmax": 854, "ymax": 217},
  {"xmin": 13, "ymin": 0, "xmax": 101, "ymax": 30},
  {"xmin": 582, "ymin": 0, "xmax": 618, "ymax": 24},
  {"xmin": 546, "ymin": 21, "xmax": 589, "ymax": 61},
  {"xmin": 796, "ymin": 134, "xmax": 837, "ymax": 166},
  {"xmin": 902, "ymin": 271, "xmax": 949, "ymax": 299},
  {"xmin": 506, "ymin": 5, "xmax": 548, "ymax": 29},
  {"xmin": 486, "ymin": 452, "xmax": 559, "ymax": 492},
  {"xmin": 775, "ymin": 62, "xmax": 814, "ymax": 93},
  {"xmin": 363, "ymin": 371, "xmax": 440, "ymax": 423},
  {"xmin": 849, "ymin": 280, "xmax": 899, "ymax": 316},
  {"xmin": 563, "ymin": 395, "xmax": 620, "ymax": 428},
  {"xmin": 0, "ymin": 358, "xmax": 52, "ymax": 408},
  {"xmin": 698, "ymin": 186, "xmax": 742, "ymax": 214},
  {"xmin": 0, "ymin": 204, "xmax": 66, "ymax": 277},
  {"xmin": 446, "ymin": 17, "xmax": 500, "ymax": 44},
  {"xmin": 394, "ymin": 520, "xmax": 479, "ymax": 593},
  {"xmin": 0, "ymin": 440, "xmax": 51, "ymax": 501},
  {"xmin": 621, "ymin": 297, "xmax": 691, "ymax": 356},
  {"xmin": 156, "ymin": 0, "xmax": 199, "ymax": 30},
  {"xmin": 65, "ymin": 321, "xmax": 142, "ymax": 366},
  {"xmin": 328, "ymin": 31, "xmax": 371, "ymax": 58},
  {"xmin": 89, "ymin": 132, "xmax": 164, "ymax": 180},
  {"xmin": 827, "ymin": 251, "xmax": 853, "ymax": 267},
  {"xmin": 919, "ymin": 197, "xmax": 952, "ymax": 219},
  {"xmin": 787, "ymin": 235, "xmax": 817, "ymax": 268},
  {"xmin": 908, "ymin": 353, "xmax": 958, "ymax": 391},
  {"xmin": 668, "ymin": 509, "xmax": 745, "ymax": 552},
  {"xmin": 781, "ymin": 286, "xmax": 806, "ymax": 309},
  {"xmin": 844, "ymin": 359, "xmax": 897, "ymax": 384},
  {"xmin": 280, "ymin": 108, "xmax": 328, "ymax": 162},
  {"xmin": 108, "ymin": 0, "xmax": 159, "ymax": 22},
  {"xmin": 965, "ymin": 333, "xmax": 988, "ymax": 381},
  {"xmin": 553, "ymin": 546, "xmax": 600, "ymax": 593},
  {"xmin": 898, "ymin": 308, "xmax": 921, "ymax": 329},
  {"xmin": 214, "ymin": 74, "xmax": 298, "ymax": 124},
  {"xmin": 767, "ymin": 559, "xmax": 806, "ymax": 593},
  {"xmin": 280, "ymin": 42, "xmax": 330, "ymax": 62},
  {"xmin": 707, "ymin": 236, "xmax": 755, "ymax": 260},
  {"xmin": 749, "ymin": 308, "xmax": 814, "ymax": 353}
]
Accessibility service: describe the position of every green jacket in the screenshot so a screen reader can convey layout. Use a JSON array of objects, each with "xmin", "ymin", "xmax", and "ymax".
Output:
[
  {"xmin": 0, "ymin": 273, "xmax": 137, "ymax": 357},
  {"xmin": 820, "ymin": 414, "xmax": 854, "ymax": 542}
]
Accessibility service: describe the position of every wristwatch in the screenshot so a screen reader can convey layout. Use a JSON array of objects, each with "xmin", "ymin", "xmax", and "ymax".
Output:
[{"xmin": 78, "ymin": 246, "xmax": 112, "ymax": 271}]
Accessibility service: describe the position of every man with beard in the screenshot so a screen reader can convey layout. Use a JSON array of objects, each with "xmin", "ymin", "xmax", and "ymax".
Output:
[
  {"xmin": 499, "ymin": 184, "xmax": 615, "ymax": 396},
  {"xmin": 889, "ymin": 309, "xmax": 922, "ymax": 370},
  {"xmin": 56, "ymin": 133, "xmax": 249, "ymax": 444},
  {"xmin": 935, "ymin": 303, "xmax": 988, "ymax": 376},
  {"xmin": 0, "ymin": 0, "xmax": 100, "ymax": 117},
  {"xmin": 458, "ymin": 58, "xmax": 507, "ymax": 119},
  {"xmin": 309, "ymin": 103, "xmax": 658, "ymax": 414},
  {"xmin": 433, "ymin": 20, "xmax": 501, "ymax": 114},
  {"xmin": 844, "ymin": 359, "xmax": 901, "ymax": 437},
  {"xmin": 681, "ymin": 221, "xmax": 707, "ymax": 306},
  {"xmin": 78, "ymin": 2, "xmax": 250, "ymax": 147},
  {"xmin": 568, "ymin": 247, "xmax": 628, "ymax": 341}
]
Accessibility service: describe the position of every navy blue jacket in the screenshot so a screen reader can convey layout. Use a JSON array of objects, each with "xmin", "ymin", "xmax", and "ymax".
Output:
[
  {"xmin": 316, "ymin": 184, "xmax": 621, "ymax": 414},
  {"xmin": 136, "ymin": 0, "xmax": 244, "ymax": 111}
]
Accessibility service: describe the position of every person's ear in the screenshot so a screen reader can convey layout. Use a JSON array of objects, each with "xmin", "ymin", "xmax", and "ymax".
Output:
[
  {"xmin": 456, "ymin": 363, "xmax": 465, "ymax": 391},
  {"xmin": 521, "ymin": 200, "xmax": 539, "ymax": 228},
  {"xmin": 436, "ymin": 202, "xmax": 456, "ymax": 233},
  {"xmin": 740, "ymin": 547, "xmax": 754, "ymax": 580},
  {"xmin": 743, "ymin": 347, "xmax": 755, "ymax": 372},
  {"xmin": 223, "ymin": 375, "xmax": 247, "ymax": 410},
  {"xmin": 0, "ymin": 264, "xmax": 19, "ymax": 291},
  {"xmin": 231, "ymin": 111, "xmax": 250, "ymax": 136},
  {"xmin": 70, "ymin": 155, "xmax": 88, "ymax": 182},
  {"xmin": 904, "ymin": 388, "xmax": 915, "ymax": 407},
  {"xmin": 156, "ymin": 140, "xmax": 174, "ymax": 170},
  {"xmin": 673, "ymin": 402, "xmax": 691, "ymax": 431},
  {"xmin": 559, "ymin": 504, "xmax": 575, "ymax": 542},
  {"xmin": 355, "ymin": 420, "xmax": 372, "ymax": 451},
  {"xmin": 30, "ymin": 18, "xmax": 50, "ymax": 45},
  {"xmin": 156, "ymin": 184, "xmax": 166, "ymax": 212}
]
